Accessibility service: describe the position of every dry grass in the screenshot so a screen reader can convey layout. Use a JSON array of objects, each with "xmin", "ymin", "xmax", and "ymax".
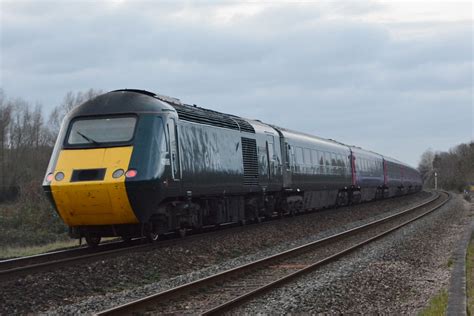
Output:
[{"xmin": 0, "ymin": 237, "xmax": 123, "ymax": 259}]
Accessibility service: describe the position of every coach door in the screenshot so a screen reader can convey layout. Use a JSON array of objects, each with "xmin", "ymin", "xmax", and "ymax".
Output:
[
  {"xmin": 281, "ymin": 140, "xmax": 292, "ymax": 187},
  {"xmin": 266, "ymin": 135, "xmax": 275, "ymax": 180},
  {"xmin": 167, "ymin": 119, "xmax": 181, "ymax": 180}
]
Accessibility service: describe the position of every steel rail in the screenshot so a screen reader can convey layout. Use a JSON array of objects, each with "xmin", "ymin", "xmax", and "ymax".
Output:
[
  {"xmin": 95, "ymin": 191, "xmax": 447, "ymax": 316},
  {"xmin": 0, "ymin": 218, "xmax": 275, "ymax": 280},
  {"xmin": 0, "ymin": 239, "xmax": 139, "ymax": 270},
  {"xmin": 0, "ymin": 207, "xmax": 314, "ymax": 280}
]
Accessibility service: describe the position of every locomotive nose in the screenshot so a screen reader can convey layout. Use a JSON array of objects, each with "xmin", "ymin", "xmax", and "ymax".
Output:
[{"xmin": 48, "ymin": 147, "xmax": 139, "ymax": 226}]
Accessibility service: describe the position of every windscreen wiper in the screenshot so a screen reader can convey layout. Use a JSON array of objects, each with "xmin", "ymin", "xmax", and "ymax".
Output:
[{"xmin": 76, "ymin": 130, "xmax": 100, "ymax": 145}]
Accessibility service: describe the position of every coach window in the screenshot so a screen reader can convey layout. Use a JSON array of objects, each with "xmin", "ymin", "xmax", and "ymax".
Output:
[
  {"xmin": 337, "ymin": 154, "xmax": 344, "ymax": 175},
  {"xmin": 319, "ymin": 153, "xmax": 324, "ymax": 175},
  {"xmin": 321, "ymin": 152, "xmax": 326, "ymax": 174},
  {"xmin": 330, "ymin": 153, "xmax": 336, "ymax": 174},
  {"xmin": 336, "ymin": 154, "xmax": 341, "ymax": 175},
  {"xmin": 304, "ymin": 149, "xmax": 311, "ymax": 166},
  {"xmin": 311, "ymin": 150, "xmax": 317, "ymax": 165},
  {"xmin": 311, "ymin": 150, "xmax": 318, "ymax": 174},
  {"xmin": 325, "ymin": 152, "xmax": 331, "ymax": 174},
  {"xmin": 343, "ymin": 156, "xmax": 347, "ymax": 175},
  {"xmin": 296, "ymin": 147, "xmax": 303, "ymax": 173}
]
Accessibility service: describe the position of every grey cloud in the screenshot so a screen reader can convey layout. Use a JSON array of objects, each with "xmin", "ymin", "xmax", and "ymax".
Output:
[{"xmin": 0, "ymin": 1, "xmax": 472, "ymax": 166}]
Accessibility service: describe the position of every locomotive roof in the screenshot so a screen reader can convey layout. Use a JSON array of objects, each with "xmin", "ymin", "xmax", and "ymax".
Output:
[
  {"xmin": 69, "ymin": 89, "xmax": 176, "ymax": 117},
  {"xmin": 115, "ymin": 89, "xmax": 257, "ymax": 134}
]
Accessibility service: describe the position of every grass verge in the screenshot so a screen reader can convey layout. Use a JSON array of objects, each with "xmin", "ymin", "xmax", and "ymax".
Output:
[
  {"xmin": 418, "ymin": 289, "xmax": 448, "ymax": 316},
  {"xmin": 0, "ymin": 239, "xmax": 80, "ymax": 259},
  {"xmin": 467, "ymin": 237, "xmax": 474, "ymax": 315},
  {"xmin": 0, "ymin": 237, "xmax": 122, "ymax": 259}
]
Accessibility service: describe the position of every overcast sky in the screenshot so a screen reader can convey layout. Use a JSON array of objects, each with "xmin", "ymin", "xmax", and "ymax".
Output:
[{"xmin": 1, "ymin": 0, "xmax": 472, "ymax": 167}]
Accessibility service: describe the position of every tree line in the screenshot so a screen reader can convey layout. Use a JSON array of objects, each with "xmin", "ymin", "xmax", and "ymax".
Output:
[
  {"xmin": 0, "ymin": 88, "xmax": 102, "ymax": 202},
  {"xmin": 418, "ymin": 142, "xmax": 474, "ymax": 192},
  {"xmin": 1, "ymin": 86, "xmax": 472, "ymax": 200}
]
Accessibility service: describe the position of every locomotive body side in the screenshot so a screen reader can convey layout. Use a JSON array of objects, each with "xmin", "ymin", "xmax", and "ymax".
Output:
[{"xmin": 155, "ymin": 118, "xmax": 275, "ymax": 230}]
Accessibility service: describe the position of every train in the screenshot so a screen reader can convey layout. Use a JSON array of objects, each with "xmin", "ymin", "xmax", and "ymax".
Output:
[{"xmin": 42, "ymin": 89, "xmax": 422, "ymax": 246}]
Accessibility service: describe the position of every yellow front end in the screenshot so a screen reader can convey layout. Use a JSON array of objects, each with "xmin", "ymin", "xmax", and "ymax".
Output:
[{"xmin": 50, "ymin": 146, "xmax": 139, "ymax": 226}]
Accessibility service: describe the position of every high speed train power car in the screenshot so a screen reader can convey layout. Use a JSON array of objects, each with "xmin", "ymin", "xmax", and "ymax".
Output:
[{"xmin": 42, "ymin": 89, "xmax": 422, "ymax": 246}]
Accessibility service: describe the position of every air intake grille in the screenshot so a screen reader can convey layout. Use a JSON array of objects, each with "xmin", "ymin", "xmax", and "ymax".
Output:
[
  {"xmin": 231, "ymin": 116, "xmax": 255, "ymax": 133},
  {"xmin": 241, "ymin": 137, "xmax": 259, "ymax": 185},
  {"xmin": 173, "ymin": 104, "xmax": 255, "ymax": 133}
]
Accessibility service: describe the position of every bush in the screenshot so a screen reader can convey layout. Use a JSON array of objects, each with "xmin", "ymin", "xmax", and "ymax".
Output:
[{"xmin": 0, "ymin": 182, "xmax": 68, "ymax": 248}]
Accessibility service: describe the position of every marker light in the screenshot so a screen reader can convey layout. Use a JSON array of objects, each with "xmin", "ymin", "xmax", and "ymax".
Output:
[
  {"xmin": 46, "ymin": 173, "xmax": 54, "ymax": 182},
  {"xmin": 112, "ymin": 169, "xmax": 124, "ymax": 178},
  {"xmin": 125, "ymin": 169, "xmax": 138, "ymax": 178},
  {"xmin": 55, "ymin": 172, "xmax": 65, "ymax": 181}
]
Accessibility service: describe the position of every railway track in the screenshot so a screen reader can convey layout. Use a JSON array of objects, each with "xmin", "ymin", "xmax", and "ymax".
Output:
[
  {"xmin": 0, "ymin": 192, "xmax": 433, "ymax": 283},
  {"xmin": 95, "ymin": 191, "xmax": 449, "ymax": 315},
  {"xmin": 0, "ymin": 238, "xmax": 148, "ymax": 282},
  {"xmin": 0, "ymin": 206, "xmax": 313, "ymax": 281}
]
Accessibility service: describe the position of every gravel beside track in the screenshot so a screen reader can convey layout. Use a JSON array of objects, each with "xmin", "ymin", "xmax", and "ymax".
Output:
[
  {"xmin": 95, "ymin": 192, "xmax": 445, "ymax": 315},
  {"xmin": 1, "ymin": 192, "xmax": 432, "ymax": 314},
  {"xmin": 235, "ymin": 194, "xmax": 472, "ymax": 314}
]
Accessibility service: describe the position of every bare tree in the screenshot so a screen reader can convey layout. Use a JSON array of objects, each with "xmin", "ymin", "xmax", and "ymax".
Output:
[
  {"xmin": 0, "ymin": 92, "xmax": 62, "ymax": 199},
  {"xmin": 418, "ymin": 148, "xmax": 435, "ymax": 187},
  {"xmin": 0, "ymin": 89, "xmax": 12, "ymax": 189},
  {"xmin": 48, "ymin": 88, "xmax": 102, "ymax": 137},
  {"xmin": 425, "ymin": 142, "xmax": 474, "ymax": 192}
]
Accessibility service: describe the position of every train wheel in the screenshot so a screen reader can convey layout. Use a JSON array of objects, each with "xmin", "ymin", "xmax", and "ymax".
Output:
[
  {"xmin": 146, "ymin": 232, "xmax": 159, "ymax": 243},
  {"xmin": 121, "ymin": 236, "xmax": 132, "ymax": 243},
  {"xmin": 85, "ymin": 236, "xmax": 101, "ymax": 247}
]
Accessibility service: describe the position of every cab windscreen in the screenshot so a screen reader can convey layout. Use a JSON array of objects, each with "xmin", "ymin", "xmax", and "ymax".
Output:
[{"xmin": 67, "ymin": 116, "xmax": 136, "ymax": 146}]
